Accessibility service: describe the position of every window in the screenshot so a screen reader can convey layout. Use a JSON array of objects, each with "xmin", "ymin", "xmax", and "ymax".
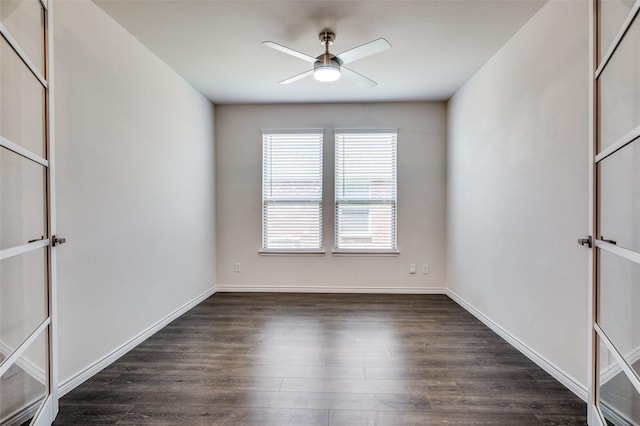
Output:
[
  {"xmin": 335, "ymin": 130, "xmax": 397, "ymax": 252},
  {"xmin": 262, "ymin": 130, "xmax": 323, "ymax": 251}
]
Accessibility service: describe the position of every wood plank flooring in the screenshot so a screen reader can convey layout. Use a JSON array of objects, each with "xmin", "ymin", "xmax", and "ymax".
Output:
[{"xmin": 54, "ymin": 293, "xmax": 587, "ymax": 425}]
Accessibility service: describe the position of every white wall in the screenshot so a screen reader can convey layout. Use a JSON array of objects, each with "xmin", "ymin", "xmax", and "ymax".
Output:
[
  {"xmin": 54, "ymin": 0, "xmax": 216, "ymax": 385},
  {"xmin": 447, "ymin": 0, "xmax": 589, "ymax": 391},
  {"xmin": 216, "ymin": 103, "xmax": 446, "ymax": 292}
]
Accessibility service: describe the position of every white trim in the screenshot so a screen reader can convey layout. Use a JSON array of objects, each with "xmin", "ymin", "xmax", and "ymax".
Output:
[
  {"xmin": 595, "ymin": 124, "xmax": 640, "ymax": 163},
  {"xmin": 31, "ymin": 395, "xmax": 55, "ymax": 426},
  {"xmin": 588, "ymin": 0, "xmax": 597, "ymax": 415},
  {"xmin": 627, "ymin": 346, "xmax": 640, "ymax": 370},
  {"xmin": 215, "ymin": 285, "xmax": 446, "ymax": 294},
  {"xmin": 0, "ymin": 239, "xmax": 49, "ymax": 261},
  {"xmin": 0, "ymin": 136, "xmax": 49, "ymax": 167},
  {"xmin": 594, "ymin": 0, "xmax": 640, "ymax": 79},
  {"xmin": 446, "ymin": 289, "xmax": 588, "ymax": 401},
  {"xmin": 600, "ymin": 355, "xmax": 624, "ymax": 386},
  {"xmin": 46, "ymin": 0, "xmax": 60, "ymax": 416},
  {"xmin": 261, "ymin": 128, "xmax": 324, "ymax": 135},
  {"xmin": 334, "ymin": 128, "xmax": 398, "ymax": 134},
  {"xmin": 259, "ymin": 250, "xmax": 326, "ymax": 256},
  {"xmin": 592, "ymin": 405, "xmax": 608, "ymax": 426},
  {"xmin": 58, "ymin": 286, "xmax": 216, "ymax": 396},
  {"xmin": 588, "ymin": 2, "xmax": 597, "ymax": 422},
  {"xmin": 0, "ymin": 22, "xmax": 48, "ymax": 88},
  {"xmin": 332, "ymin": 250, "xmax": 400, "ymax": 257}
]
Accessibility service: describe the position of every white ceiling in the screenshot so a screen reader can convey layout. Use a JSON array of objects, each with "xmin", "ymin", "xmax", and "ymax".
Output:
[{"xmin": 94, "ymin": 0, "xmax": 546, "ymax": 104}]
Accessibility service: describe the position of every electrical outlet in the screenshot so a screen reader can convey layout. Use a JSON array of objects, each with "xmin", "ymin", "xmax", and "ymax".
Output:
[
  {"xmin": 422, "ymin": 264, "xmax": 429, "ymax": 274},
  {"xmin": 234, "ymin": 263, "xmax": 241, "ymax": 273},
  {"xmin": 409, "ymin": 264, "xmax": 416, "ymax": 274}
]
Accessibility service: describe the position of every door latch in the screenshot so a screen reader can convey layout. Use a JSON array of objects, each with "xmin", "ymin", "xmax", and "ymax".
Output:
[
  {"xmin": 51, "ymin": 235, "xmax": 66, "ymax": 247},
  {"xmin": 577, "ymin": 236, "xmax": 592, "ymax": 248}
]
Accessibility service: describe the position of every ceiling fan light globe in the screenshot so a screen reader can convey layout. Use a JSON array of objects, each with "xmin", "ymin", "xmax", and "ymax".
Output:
[{"xmin": 314, "ymin": 66, "xmax": 341, "ymax": 82}]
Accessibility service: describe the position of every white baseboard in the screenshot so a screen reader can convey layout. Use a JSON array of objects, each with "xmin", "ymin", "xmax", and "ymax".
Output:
[
  {"xmin": 446, "ymin": 288, "xmax": 588, "ymax": 402},
  {"xmin": 600, "ymin": 360, "xmax": 623, "ymax": 386},
  {"xmin": 627, "ymin": 345, "xmax": 640, "ymax": 368},
  {"xmin": 215, "ymin": 284, "xmax": 447, "ymax": 294},
  {"xmin": 58, "ymin": 286, "xmax": 216, "ymax": 397}
]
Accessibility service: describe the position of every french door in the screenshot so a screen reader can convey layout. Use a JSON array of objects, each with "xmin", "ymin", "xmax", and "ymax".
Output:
[
  {"xmin": 590, "ymin": 0, "xmax": 640, "ymax": 424},
  {"xmin": 0, "ymin": 0, "xmax": 58, "ymax": 425}
]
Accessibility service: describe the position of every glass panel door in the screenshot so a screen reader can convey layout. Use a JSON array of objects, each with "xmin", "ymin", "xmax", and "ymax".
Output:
[
  {"xmin": 0, "ymin": 0, "xmax": 57, "ymax": 424},
  {"xmin": 591, "ymin": 1, "xmax": 640, "ymax": 424}
]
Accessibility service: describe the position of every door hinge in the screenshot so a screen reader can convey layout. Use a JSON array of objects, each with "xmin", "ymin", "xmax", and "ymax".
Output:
[
  {"xmin": 577, "ymin": 236, "xmax": 592, "ymax": 248},
  {"xmin": 52, "ymin": 235, "xmax": 66, "ymax": 247}
]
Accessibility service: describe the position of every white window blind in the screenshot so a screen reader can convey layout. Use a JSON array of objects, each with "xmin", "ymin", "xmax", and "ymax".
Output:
[
  {"xmin": 335, "ymin": 130, "xmax": 397, "ymax": 251},
  {"xmin": 262, "ymin": 131, "xmax": 323, "ymax": 251}
]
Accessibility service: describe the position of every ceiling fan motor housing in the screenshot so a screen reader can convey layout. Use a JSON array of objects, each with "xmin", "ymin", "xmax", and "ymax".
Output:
[
  {"xmin": 314, "ymin": 31, "xmax": 341, "ymax": 81},
  {"xmin": 315, "ymin": 53, "xmax": 340, "ymax": 68},
  {"xmin": 314, "ymin": 53, "xmax": 341, "ymax": 81}
]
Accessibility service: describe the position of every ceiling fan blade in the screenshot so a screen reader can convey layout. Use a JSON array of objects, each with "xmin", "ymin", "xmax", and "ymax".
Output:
[
  {"xmin": 341, "ymin": 66, "xmax": 377, "ymax": 88},
  {"xmin": 335, "ymin": 38, "xmax": 391, "ymax": 65},
  {"xmin": 279, "ymin": 69, "xmax": 314, "ymax": 85},
  {"xmin": 262, "ymin": 41, "xmax": 317, "ymax": 64}
]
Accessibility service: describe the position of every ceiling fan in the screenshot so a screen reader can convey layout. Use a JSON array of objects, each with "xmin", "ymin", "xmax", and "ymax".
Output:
[{"xmin": 262, "ymin": 31, "xmax": 391, "ymax": 87}]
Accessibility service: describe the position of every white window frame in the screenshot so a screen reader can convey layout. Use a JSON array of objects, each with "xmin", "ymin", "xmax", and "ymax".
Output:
[
  {"xmin": 333, "ymin": 129, "xmax": 398, "ymax": 255},
  {"xmin": 260, "ymin": 129, "xmax": 324, "ymax": 255}
]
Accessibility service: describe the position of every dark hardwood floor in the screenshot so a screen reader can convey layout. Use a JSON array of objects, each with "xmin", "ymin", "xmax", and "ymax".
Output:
[{"xmin": 54, "ymin": 293, "xmax": 587, "ymax": 425}]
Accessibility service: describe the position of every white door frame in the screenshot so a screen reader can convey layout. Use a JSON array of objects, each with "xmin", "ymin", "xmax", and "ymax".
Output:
[
  {"xmin": 588, "ymin": 1, "xmax": 640, "ymax": 424},
  {"xmin": 0, "ymin": 0, "xmax": 58, "ymax": 424}
]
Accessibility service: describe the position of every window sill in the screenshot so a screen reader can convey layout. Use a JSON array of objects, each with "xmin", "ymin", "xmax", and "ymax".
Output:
[
  {"xmin": 259, "ymin": 250, "xmax": 326, "ymax": 256},
  {"xmin": 332, "ymin": 250, "xmax": 400, "ymax": 257}
]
